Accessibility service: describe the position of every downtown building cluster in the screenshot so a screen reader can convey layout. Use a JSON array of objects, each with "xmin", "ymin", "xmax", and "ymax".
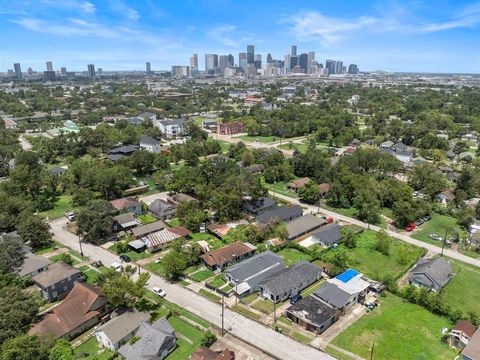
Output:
[
  {"xmin": 171, "ymin": 44, "xmax": 359, "ymax": 78},
  {"xmin": 9, "ymin": 61, "xmax": 101, "ymax": 82}
]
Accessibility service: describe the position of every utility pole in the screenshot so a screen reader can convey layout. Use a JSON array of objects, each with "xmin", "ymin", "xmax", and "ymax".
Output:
[
  {"xmin": 221, "ymin": 295, "xmax": 225, "ymax": 335},
  {"xmin": 78, "ymin": 234, "xmax": 84, "ymax": 258},
  {"xmin": 441, "ymin": 228, "xmax": 449, "ymax": 257}
]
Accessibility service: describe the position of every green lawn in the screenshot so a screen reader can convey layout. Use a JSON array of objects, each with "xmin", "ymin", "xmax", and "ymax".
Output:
[
  {"xmin": 39, "ymin": 195, "xmax": 77, "ymax": 220},
  {"xmin": 441, "ymin": 258, "xmax": 480, "ymax": 316},
  {"xmin": 321, "ymin": 230, "xmax": 424, "ymax": 281},
  {"xmin": 277, "ymin": 248, "xmax": 312, "ymax": 267},
  {"xmin": 166, "ymin": 218, "xmax": 181, "ymax": 227},
  {"xmin": 291, "ymin": 332, "xmax": 313, "ymax": 344},
  {"xmin": 241, "ymin": 293, "xmax": 258, "ymax": 304},
  {"xmin": 73, "ymin": 337, "xmax": 114, "ymax": 360},
  {"xmin": 251, "ymin": 299, "xmax": 274, "ymax": 314},
  {"xmin": 138, "ymin": 214, "xmax": 157, "ymax": 224},
  {"xmin": 166, "ymin": 317, "xmax": 205, "ymax": 360},
  {"xmin": 190, "ymin": 232, "xmax": 225, "ymax": 250},
  {"xmin": 237, "ymin": 135, "xmax": 279, "ymax": 143},
  {"xmin": 33, "ymin": 242, "xmax": 64, "ymax": 255},
  {"xmin": 207, "ymin": 274, "xmax": 227, "ymax": 288},
  {"xmin": 144, "ymin": 262, "xmax": 166, "ymax": 277},
  {"xmin": 48, "ymin": 253, "xmax": 81, "ymax": 265},
  {"xmin": 199, "ymin": 289, "xmax": 221, "ymax": 302},
  {"xmin": 332, "ymin": 293, "xmax": 456, "ymax": 360},
  {"xmin": 108, "ymin": 244, "xmax": 152, "ymax": 262},
  {"xmin": 189, "ymin": 269, "xmax": 215, "ymax": 282},
  {"xmin": 261, "ymin": 178, "xmax": 298, "ymax": 198},
  {"xmin": 412, "ymin": 213, "xmax": 465, "ymax": 246},
  {"xmin": 170, "ymin": 162, "xmax": 186, "ymax": 172},
  {"xmin": 82, "ymin": 269, "xmax": 101, "ymax": 284},
  {"xmin": 232, "ymin": 305, "xmax": 262, "ymax": 320}
]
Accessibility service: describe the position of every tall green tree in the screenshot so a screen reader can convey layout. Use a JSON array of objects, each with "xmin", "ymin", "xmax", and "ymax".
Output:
[
  {"xmin": 16, "ymin": 214, "xmax": 52, "ymax": 250},
  {"xmin": 76, "ymin": 200, "xmax": 114, "ymax": 245},
  {"xmin": 0, "ymin": 236, "xmax": 25, "ymax": 273}
]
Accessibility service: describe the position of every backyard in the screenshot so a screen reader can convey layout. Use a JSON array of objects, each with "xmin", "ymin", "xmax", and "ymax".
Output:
[
  {"xmin": 277, "ymin": 248, "xmax": 313, "ymax": 267},
  {"xmin": 73, "ymin": 337, "xmax": 114, "ymax": 360},
  {"xmin": 332, "ymin": 293, "xmax": 457, "ymax": 360},
  {"xmin": 165, "ymin": 317, "xmax": 206, "ymax": 360},
  {"xmin": 261, "ymin": 178, "xmax": 298, "ymax": 198}
]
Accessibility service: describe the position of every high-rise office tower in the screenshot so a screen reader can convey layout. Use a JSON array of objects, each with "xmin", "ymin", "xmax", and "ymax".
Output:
[
  {"xmin": 307, "ymin": 51, "xmax": 315, "ymax": 72},
  {"xmin": 205, "ymin": 54, "xmax": 218, "ymax": 71},
  {"xmin": 299, "ymin": 53, "xmax": 308, "ymax": 72},
  {"xmin": 61, "ymin": 67, "xmax": 67, "ymax": 75},
  {"xmin": 290, "ymin": 56, "xmax": 298, "ymax": 69},
  {"xmin": 284, "ymin": 54, "xmax": 291, "ymax": 70},
  {"xmin": 291, "ymin": 45, "xmax": 297, "ymax": 57},
  {"xmin": 348, "ymin": 64, "xmax": 359, "ymax": 74},
  {"xmin": 219, "ymin": 55, "xmax": 229, "ymax": 71},
  {"xmin": 227, "ymin": 54, "xmax": 234, "ymax": 67},
  {"xmin": 87, "ymin": 64, "xmax": 96, "ymax": 78},
  {"xmin": 239, "ymin": 52, "xmax": 247, "ymax": 65},
  {"xmin": 247, "ymin": 45, "xmax": 255, "ymax": 64},
  {"xmin": 46, "ymin": 61, "xmax": 53, "ymax": 71},
  {"xmin": 43, "ymin": 71, "xmax": 56, "ymax": 82},
  {"xmin": 146, "ymin": 62, "xmax": 151, "ymax": 74},
  {"xmin": 13, "ymin": 63, "xmax": 22, "ymax": 81},
  {"xmin": 190, "ymin": 54, "xmax": 198, "ymax": 70},
  {"xmin": 325, "ymin": 59, "xmax": 336, "ymax": 74},
  {"xmin": 266, "ymin": 53, "xmax": 273, "ymax": 63},
  {"xmin": 254, "ymin": 54, "xmax": 262, "ymax": 70},
  {"xmin": 335, "ymin": 61, "xmax": 343, "ymax": 74}
]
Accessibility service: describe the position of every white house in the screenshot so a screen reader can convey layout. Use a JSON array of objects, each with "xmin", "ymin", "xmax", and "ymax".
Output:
[
  {"xmin": 139, "ymin": 135, "xmax": 161, "ymax": 153},
  {"xmin": 157, "ymin": 119, "xmax": 186, "ymax": 138}
]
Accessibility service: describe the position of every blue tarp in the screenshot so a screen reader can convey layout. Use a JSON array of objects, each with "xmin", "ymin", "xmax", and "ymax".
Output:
[{"xmin": 336, "ymin": 269, "xmax": 359, "ymax": 283}]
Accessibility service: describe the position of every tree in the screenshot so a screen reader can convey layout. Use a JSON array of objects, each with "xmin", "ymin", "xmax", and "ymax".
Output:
[
  {"xmin": 162, "ymin": 250, "xmax": 187, "ymax": 280},
  {"xmin": 58, "ymin": 253, "xmax": 74, "ymax": 266},
  {"xmin": 1, "ymin": 335, "xmax": 50, "ymax": 360},
  {"xmin": 298, "ymin": 182, "xmax": 321, "ymax": 204},
  {"xmin": 76, "ymin": 200, "xmax": 114, "ymax": 245},
  {"xmin": 408, "ymin": 163, "xmax": 447, "ymax": 199},
  {"xmin": 99, "ymin": 267, "xmax": 150, "ymax": 308},
  {"xmin": 0, "ymin": 236, "xmax": 24, "ymax": 273},
  {"xmin": 342, "ymin": 227, "xmax": 357, "ymax": 249},
  {"xmin": 375, "ymin": 230, "xmax": 391, "ymax": 256},
  {"xmin": 49, "ymin": 340, "xmax": 74, "ymax": 360},
  {"xmin": 0, "ymin": 285, "xmax": 41, "ymax": 345},
  {"xmin": 16, "ymin": 214, "xmax": 52, "ymax": 250},
  {"xmin": 392, "ymin": 200, "xmax": 417, "ymax": 228},
  {"xmin": 176, "ymin": 201, "xmax": 206, "ymax": 232},
  {"xmin": 456, "ymin": 206, "xmax": 475, "ymax": 229},
  {"xmin": 200, "ymin": 331, "xmax": 217, "ymax": 347},
  {"xmin": 353, "ymin": 188, "xmax": 381, "ymax": 225},
  {"xmin": 330, "ymin": 249, "xmax": 348, "ymax": 275}
]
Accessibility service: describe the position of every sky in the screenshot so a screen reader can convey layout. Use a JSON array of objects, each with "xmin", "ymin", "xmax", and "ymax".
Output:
[{"xmin": 1, "ymin": 0, "xmax": 480, "ymax": 73}]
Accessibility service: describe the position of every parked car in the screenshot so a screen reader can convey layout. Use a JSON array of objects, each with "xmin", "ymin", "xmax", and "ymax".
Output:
[
  {"xmin": 415, "ymin": 219, "xmax": 425, "ymax": 226},
  {"xmin": 422, "ymin": 215, "xmax": 432, "ymax": 222},
  {"xmin": 429, "ymin": 234, "xmax": 443, "ymax": 241},
  {"xmin": 152, "ymin": 287, "xmax": 166, "ymax": 297},
  {"xmin": 65, "ymin": 211, "xmax": 75, "ymax": 221},
  {"xmin": 119, "ymin": 255, "xmax": 131, "ymax": 263},
  {"xmin": 326, "ymin": 217, "xmax": 334, "ymax": 224},
  {"xmin": 405, "ymin": 223, "xmax": 416, "ymax": 232},
  {"xmin": 111, "ymin": 262, "xmax": 122, "ymax": 272},
  {"xmin": 290, "ymin": 294, "xmax": 302, "ymax": 304}
]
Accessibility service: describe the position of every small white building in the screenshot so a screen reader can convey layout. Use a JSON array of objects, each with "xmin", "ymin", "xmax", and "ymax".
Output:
[
  {"xmin": 139, "ymin": 135, "xmax": 161, "ymax": 153},
  {"xmin": 157, "ymin": 119, "xmax": 186, "ymax": 138}
]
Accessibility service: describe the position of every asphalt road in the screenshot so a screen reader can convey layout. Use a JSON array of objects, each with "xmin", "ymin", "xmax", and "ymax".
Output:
[
  {"xmin": 270, "ymin": 191, "xmax": 480, "ymax": 268},
  {"xmin": 49, "ymin": 218, "xmax": 335, "ymax": 360}
]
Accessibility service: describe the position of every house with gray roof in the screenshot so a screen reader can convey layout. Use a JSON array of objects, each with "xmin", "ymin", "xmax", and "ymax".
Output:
[
  {"xmin": 113, "ymin": 213, "xmax": 139, "ymax": 232},
  {"xmin": 95, "ymin": 310, "xmax": 151, "ymax": 351},
  {"xmin": 311, "ymin": 223, "xmax": 342, "ymax": 247},
  {"xmin": 16, "ymin": 251, "xmax": 51, "ymax": 277},
  {"xmin": 139, "ymin": 112, "xmax": 157, "ymax": 122},
  {"xmin": 32, "ymin": 261, "xmax": 82, "ymax": 301},
  {"xmin": 157, "ymin": 119, "xmax": 186, "ymax": 138},
  {"xmin": 224, "ymin": 251, "xmax": 285, "ymax": 296},
  {"xmin": 243, "ymin": 197, "xmax": 276, "ymax": 215},
  {"xmin": 117, "ymin": 318, "xmax": 176, "ymax": 360},
  {"xmin": 256, "ymin": 205, "xmax": 303, "ymax": 224},
  {"xmin": 258, "ymin": 261, "xmax": 322, "ymax": 302},
  {"xmin": 313, "ymin": 282, "xmax": 354, "ymax": 312},
  {"xmin": 148, "ymin": 199, "xmax": 176, "ymax": 220},
  {"xmin": 285, "ymin": 295, "xmax": 339, "ymax": 335},
  {"xmin": 139, "ymin": 135, "xmax": 161, "ymax": 153},
  {"xmin": 286, "ymin": 214, "xmax": 326, "ymax": 241},
  {"xmin": 409, "ymin": 257, "xmax": 452, "ymax": 292}
]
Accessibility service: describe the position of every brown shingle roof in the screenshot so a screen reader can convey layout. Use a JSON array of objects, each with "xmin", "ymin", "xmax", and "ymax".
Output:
[
  {"xmin": 201, "ymin": 242, "xmax": 255, "ymax": 268},
  {"xmin": 29, "ymin": 283, "xmax": 106, "ymax": 339},
  {"xmin": 168, "ymin": 226, "xmax": 192, "ymax": 238},
  {"xmin": 110, "ymin": 197, "xmax": 140, "ymax": 211},
  {"xmin": 32, "ymin": 261, "xmax": 80, "ymax": 288},
  {"xmin": 455, "ymin": 320, "xmax": 477, "ymax": 338},
  {"xmin": 319, "ymin": 183, "xmax": 330, "ymax": 194}
]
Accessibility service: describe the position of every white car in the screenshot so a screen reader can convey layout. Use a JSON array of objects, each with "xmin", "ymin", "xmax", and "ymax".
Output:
[
  {"xmin": 429, "ymin": 234, "xmax": 443, "ymax": 241},
  {"xmin": 152, "ymin": 287, "xmax": 166, "ymax": 297},
  {"xmin": 65, "ymin": 211, "xmax": 75, "ymax": 221},
  {"xmin": 111, "ymin": 262, "xmax": 122, "ymax": 272}
]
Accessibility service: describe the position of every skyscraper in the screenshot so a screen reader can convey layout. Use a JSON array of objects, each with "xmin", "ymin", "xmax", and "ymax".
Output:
[
  {"xmin": 266, "ymin": 53, "xmax": 273, "ymax": 63},
  {"xmin": 43, "ymin": 71, "xmax": 56, "ymax": 82},
  {"xmin": 13, "ymin": 63, "xmax": 22, "ymax": 81},
  {"xmin": 146, "ymin": 62, "xmax": 151, "ymax": 74},
  {"xmin": 307, "ymin": 51, "xmax": 315, "ymax": 72},
  {"xmin": 205, "ymin": 54, "xmax": 218, "ymax": 71},
  {"xmin": 335, "ymin": 61, "xmax": 343, "ymax": 74},
  {"xmin": 239, "ymin": 52, "xmax": 247, "ymax": 65},
  {"xmin": 247, "ymin": 45, "xmax": 255, "ymax": 64},
  {"xmin": 284, "ymin": 54, "xmax": 291, "ymax": 70},
  {"xmin": 290, "ymin": 56, "xmax": 298, "ymax": 69},
  {"xmin": 87, "ymin": 64, "xmax": 96, "ymax": 78},
  {"xmin": 219, "ymin": 55, "xmax": 229, "ymax": 71},
  {"xmin": 61, "ymin": 67, "xmax": 67, "ymax": 75},
  {"xmin": 227, "ymin": 54, "xmax": 234, "ymax": 67},
  {"xmin": 325, "ymin": 59, "xmax": 336, "ymax": 74},
  {"xmin": 46, "ymin": 61, "xmax": 53, "ymax": 71},
  {"xmin": 190, "ymin": 54, "xmax": 198, "ymax": 70},
  {"xmin": 254, "ymin": 54, "xmax": 262, "ymax": 70},
  {"xmin": 291, "ymin": 45, "xmax": 297, "ymax": 57},
  {"xmin": 299, "ymin": 53, "xmax": 308, "ymax": 72},
  {"xmin": 348, "ymin": 64, "xmax": 359, "ymax": 74}
]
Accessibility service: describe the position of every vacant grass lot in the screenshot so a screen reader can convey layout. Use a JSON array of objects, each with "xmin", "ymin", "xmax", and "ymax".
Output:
[
  {"xmin": 73, "ymin": 337, "xmax": 114, "ymax": 360},
  {"xmin": 441, "ymin": 258, "xmax": 480, "ymax": 316},
  {"xmin": 166, "ymin": 317, "xmax": 205, "ymax": 360},
  {"xmin": 251, "ymin": 299, "xmax": 274, "ymax": 314},
  {"xmin": 261, "ymin": 177, "xmax": 298, "ymax": 198},
  {"xmin": 189, "ymin": 269, "xmax": 215, "ymax": 282},
  {"xmin": 144, "ymin": 262, "xmax": 166, "ymax": 277},
  {"xmin": 138, "ymin": 214, "xmax": 157, "ymax": 224},
  {"xmin": 322, "ymin": 230, "xmax": 424, "ymax": 281},
  {"xmin": 39, "ymin": 195, "xmax": 77, "ymax": 220},
  {"xmin": 190, "ymin": 232, "xmax": 224, "ymax": 250},
  {"xmin": 332, "ymin": 293, "xmax": 456, "ymax": 360},
  {"xmin": 237, "ymin": 135, "xmax": 279, "ymax": 143},
  {"xmin": 412, "ymin": 213, "xmax": 465, "ymax": 246},
  {"xmin": 277, "ymin": 248, "xmax": 312, "ymax": 267}
]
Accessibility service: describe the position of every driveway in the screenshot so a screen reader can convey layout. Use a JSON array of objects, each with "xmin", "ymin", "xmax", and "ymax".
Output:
[{"xmin": 49, "ymin": 218, "xmax": 335, "ymax": 360}]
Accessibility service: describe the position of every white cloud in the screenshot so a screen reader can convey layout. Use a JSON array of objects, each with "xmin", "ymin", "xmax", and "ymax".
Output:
[
  {"xmin": 41, "ymin": 0, "xmax": 96, "ymax": 14},
  {"xmin": 207, "ymin": 24, "xmax": 239, "ymax": 47},
  {"xmin": 108, "ymin": 0, "xmax": 140, "ymax": 21}
]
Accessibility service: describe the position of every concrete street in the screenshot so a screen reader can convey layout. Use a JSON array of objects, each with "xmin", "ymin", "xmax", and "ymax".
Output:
[
  {"xmin": 49, "ymin": 218, "xmax": 335, "ymax": 360},
  {"xmin": 270, "ymin": 191, "xmax": 480, "ymax": 268}
]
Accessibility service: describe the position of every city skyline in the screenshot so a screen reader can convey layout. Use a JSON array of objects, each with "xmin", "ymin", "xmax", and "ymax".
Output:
[{"xmin": 1, "ymin": 0, "xmax": 480, "ymax": 73}]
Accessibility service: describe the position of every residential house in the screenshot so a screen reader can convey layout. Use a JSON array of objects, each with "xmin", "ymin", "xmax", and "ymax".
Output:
[
  {"xmin": 258, "ymin": 261, "xmax": 322, "ymax": 303},
  {"xmin": 15, "ymin": 251, "xmax": 51, "ymax": 277},
  {"xmin": 286, "ymin": 214, "xmax": 327, "ymax": 241},
  {"xmin": 287, "ymin": 177, "xmax": 311, "ymax": 192},
  {"xmin": 158, "ymin": 119, "xmax": 186, "ymax": 138},
  {"xmin": 95, "ymin": 310, "xmax": 151, "ymax": 351},
  {"xmin": 32, "ymin": 261, "xmax": 82, "ymax": 302},
  {"xmin": 3, "ymin": 118, "xmax": 18, "ymax": 129},
  {"xmin": 224, "ymin": 251, "xmax": 285, "ymax": 296},
  {"xmin": 190, "ymin": 348, "xmax": 235, "ymax": 360},
  {"xmin": 201, "ymin": 242, "xmax": 257, "ymax": 271},
  {"xmin": 243, "ymin": 197, "xmax": 276, "ymax": 215},
  {"xmin": 110, "ymin": 197, "xmax": 142, "ymax": 215},
  {"xmin": 449, "ymin": 320, "xmax": 477, "ymax": 349},
  {"xmin": 113, "ymin": 213, "xmax": 139, "ymax": 232},
  {"xmin": 246, "ymin": 164, "xmax": 265, "ymax": 174},
  {"xmin": 117, "ymin": 318, "xmax": 176, "ymax": 360},
  {"xmin": 314, "ymin": 269, "xmax": 370, "ymax": 313},
  {"xmin": 436, "ymin": 189, "xmax": 456, "ymax": 205},
  {"xmin": 48, "ymin": 167, "xmax": 67, "ymax": 176},
  {"xmin": 256, "ymin": 205, "xmax": 303, "ymax": 224},
  {"xmin": 142, "ymin": 227, "xmax": 191, "ymax": 252},
  {"xmin": 318, "ymin": 183, "xmax": 330, "ymax": 198},
  {"xmin": 139, "ymin": 112, "xmax": 157, "ymax": 122},
  {"xmin": 409, "ymin": 257, "xmax": 452, "ymax": 292},
  {"xmin": 126, "ymin": 117, "xmax": 143, "ymax": 126},
  {"xmin": 139, "ymin": 135, "xmax": 161, "ymax": 153},
  {"xmin": 380, "ymin": 140, "xmax": 394, "ymax": 150},
  {"xmin": 217, "ymin": 121, "xmax": 245, "ymax": 135},
  {"xmin": 459, "ymin": 152, "xmax": 474, "ymax": 163},
  {"xmin": 202, "ymin": 120, "xmax": 218, "ymax": 131},
  {"xmin": 29, "ymin": 283, "xmax": 107, "ymax": 339},
  {"xmin": 168, "ymin": 193, "xmax": 197, "ymax": 204},
  {"xmin": 285, "ymin": 295, "xmax": 339, "ymax": 335},
  {"xmin": 311, "ymin": 223, "xmax": 342, "ymax": 247},
  {"xmin": 131, "ymin": 220, "xmax": 167, "ymax": 239},
  {"xmin": 107, "ymin": 145, "xmax": 139, "ymax": 161},
  {"xmin": 148, "ymin": 199, "xmax": 176, "ymax": 220},
  {"xmin": 463, "ymin": 327, "xmax": 480, "ymax": 360}
]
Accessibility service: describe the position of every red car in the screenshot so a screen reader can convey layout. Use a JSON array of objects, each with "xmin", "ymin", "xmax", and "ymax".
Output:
[
  {"xmin": 326, "ymin": 217, "xmax": 334, "ymax": 224},
  {"xmin": 405, "ymin": 223, "xmax": 416, "ymax": 232}
]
